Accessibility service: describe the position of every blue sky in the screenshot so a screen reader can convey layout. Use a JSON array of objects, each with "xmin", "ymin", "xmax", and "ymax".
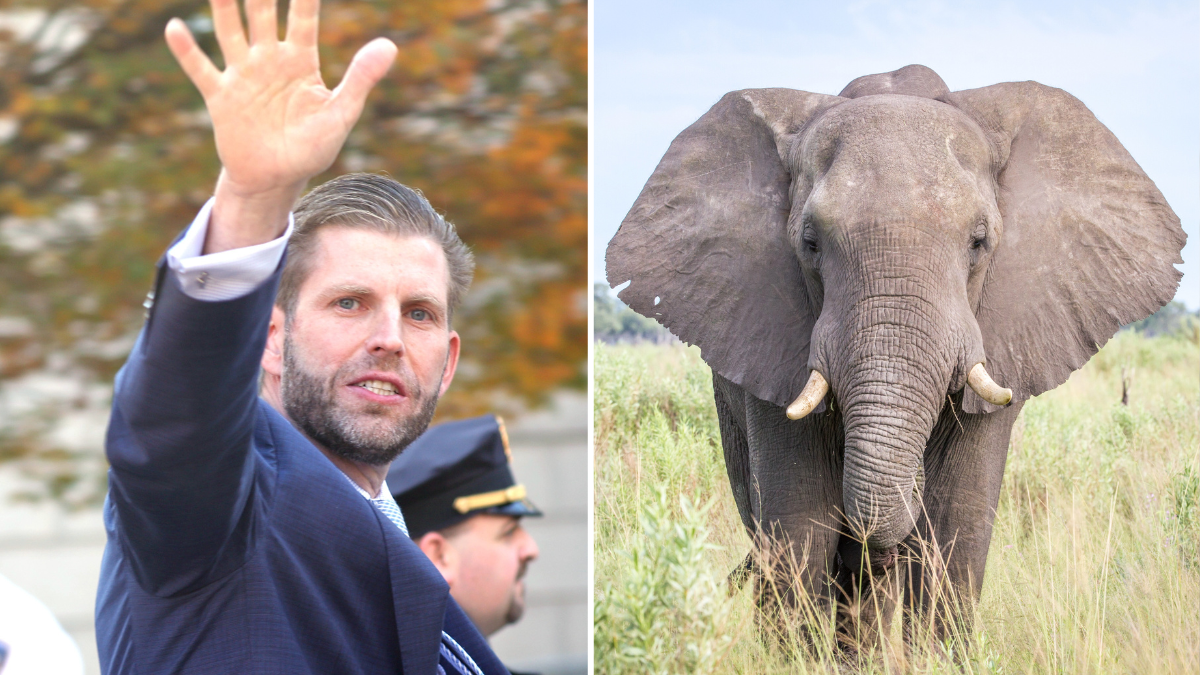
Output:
[{"xmin": 593, "ymin": 0, "xmax": 1199, "ymax": 309}]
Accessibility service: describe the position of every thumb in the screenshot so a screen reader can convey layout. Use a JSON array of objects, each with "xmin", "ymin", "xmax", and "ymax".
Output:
[
  {"xmin": 165, "ymin": 17, "xmax": 219, "ymax": 98},
  {"xmin": 331, "ymin": 38, "xmax": 398, "ymax": 121}
]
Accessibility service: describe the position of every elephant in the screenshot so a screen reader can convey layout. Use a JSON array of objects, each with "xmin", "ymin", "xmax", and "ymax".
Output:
[{"xmin": 605, "ymin": 65, "xmax": 1186, "ymax": 645}]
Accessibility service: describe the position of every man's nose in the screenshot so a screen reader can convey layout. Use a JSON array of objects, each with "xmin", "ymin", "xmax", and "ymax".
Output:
[
  {"xmin": 519, "ymin": 529, "xmax": 540, "ymax": 562},
  {"xmin": 366, "ymin": 308, "xmax": 405, "ymax": 356}
]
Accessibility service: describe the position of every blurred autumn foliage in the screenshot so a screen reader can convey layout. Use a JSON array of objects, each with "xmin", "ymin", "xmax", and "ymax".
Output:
[{"xmin": 0, "ymin": 0, "xmax": 587, "ymax": 505}]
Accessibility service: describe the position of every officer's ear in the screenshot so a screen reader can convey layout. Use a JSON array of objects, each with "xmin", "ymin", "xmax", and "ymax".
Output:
[
  {"xmin": 262, "ymin": 305, "xmax": 286, "ymax": 377},
  {"xmin": 416, "ymin": 531, "xmax": 459, "ymax": 586}
]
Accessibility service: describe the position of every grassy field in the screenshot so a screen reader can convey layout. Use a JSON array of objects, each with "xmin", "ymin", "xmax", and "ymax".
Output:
[{"xmin": 593, "ymin": 332, "xmax": 1200, "ymax": 674}]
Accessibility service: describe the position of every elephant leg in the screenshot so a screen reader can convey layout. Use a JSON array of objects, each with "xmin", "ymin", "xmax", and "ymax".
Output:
[
  {"xmin": 903, "ymin": 391, "xmax": 1025, "ymax": 639},
  {"xmin": 739, "ymin": 389, "xmax": 845, "ymax": 643},
  {"xmin": 713, "ymin": 374, "xmax": 757, "ymax": 538}
]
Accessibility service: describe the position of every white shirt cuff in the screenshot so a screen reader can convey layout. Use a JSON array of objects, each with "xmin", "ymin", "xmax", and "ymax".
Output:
[{"xmin": 166, "ymin": 197, "xmax": 294, "ymax": 301}]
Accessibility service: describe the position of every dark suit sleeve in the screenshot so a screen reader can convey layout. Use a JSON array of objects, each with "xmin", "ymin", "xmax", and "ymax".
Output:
[{"xmin": 105, "ymin": 260, "xmax": 281, "ymax": 597}]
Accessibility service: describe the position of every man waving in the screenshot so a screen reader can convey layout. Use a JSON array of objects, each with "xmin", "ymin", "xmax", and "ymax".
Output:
[{"xmin": 94, "ymin": 1, "xmax": 505, "ymax": 673}]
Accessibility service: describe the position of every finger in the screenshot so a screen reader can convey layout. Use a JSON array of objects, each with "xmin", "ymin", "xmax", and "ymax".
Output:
[
  {"xmin": 246, "ymin": 0, "xmax": 278, "ymax": 46},
  {"xmin": 330, "ymin": 38, "xmax": 398, "ymax": 121},
  {"xmin": 285, "ymin": 0, "xmax": 320, "ymax": 48},
  {"xmin": 210, "ymin": 0, "xmax": 248, "ymax": 65},
  {"xmin": 165, "ymin": 18, "xmax": 221, "ymax": 98}
]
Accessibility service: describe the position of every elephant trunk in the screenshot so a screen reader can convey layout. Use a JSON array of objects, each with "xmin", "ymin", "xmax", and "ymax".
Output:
[
  {"xmin": 840, "ymin": 394, "xmax": 936, "ymax": 551},
  {"xmin": 811, "ymin": 291, "xmax": 981, "ymax": 552}
]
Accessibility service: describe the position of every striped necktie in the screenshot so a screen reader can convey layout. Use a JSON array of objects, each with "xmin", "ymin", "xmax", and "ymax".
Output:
[
  {"xmin": 371, "ymin": 493, "xmax": 409, "ymax": 537},
  {"xmin": 340, "ymin": 473, "xmax": 410, "ymax": 537}
]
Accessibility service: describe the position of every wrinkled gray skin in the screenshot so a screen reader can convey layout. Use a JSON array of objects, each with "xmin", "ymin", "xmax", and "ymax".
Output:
[{"xmin": 607, "ymin": 66, "xmax": 1185, "ymax": 637}]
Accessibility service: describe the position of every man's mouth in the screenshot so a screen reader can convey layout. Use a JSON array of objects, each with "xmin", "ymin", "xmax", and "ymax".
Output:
[{"xmin": 355, "ymin": 379, "xmax": 400, "ymax": 396}]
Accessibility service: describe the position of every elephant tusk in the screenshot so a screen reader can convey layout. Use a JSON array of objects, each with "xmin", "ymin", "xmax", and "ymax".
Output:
[
  {"xmin": 967, "ymin": 362, "xmax": 1012, "ymax": 406},
  {"xmin": 786, "ymin": 370, "xmax": 829, "ymax": 420}
]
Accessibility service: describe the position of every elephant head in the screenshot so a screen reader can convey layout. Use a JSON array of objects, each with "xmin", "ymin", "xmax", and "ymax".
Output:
[{"xmin": 606, "ymin": 65, "xmax": 1185, "ymax": 551}]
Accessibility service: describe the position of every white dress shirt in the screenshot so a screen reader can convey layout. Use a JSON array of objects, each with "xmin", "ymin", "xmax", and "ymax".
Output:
[{"xmin": 166, "ymin": 197, "xmax": 294, "ymax": 302}]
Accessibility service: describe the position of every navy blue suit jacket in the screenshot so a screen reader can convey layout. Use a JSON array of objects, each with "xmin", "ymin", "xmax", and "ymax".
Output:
[{"xmin": 96, "ymin": 258, "xmax": 507, "ymax": 675}]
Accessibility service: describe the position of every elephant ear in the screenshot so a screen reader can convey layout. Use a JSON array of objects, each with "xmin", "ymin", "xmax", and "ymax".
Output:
[
  {"xmin": 946, "ymin": 82, "xmax": 1186, "ymax": 413},
  {"xmin": 606, "ymin": 89, "xmax": 843, "ymax": 407}
]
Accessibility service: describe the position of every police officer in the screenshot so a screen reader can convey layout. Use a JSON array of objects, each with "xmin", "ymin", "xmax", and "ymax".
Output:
[{"xmin": 389, "ymin": 415, "xmax": 542, "ymax": 641}]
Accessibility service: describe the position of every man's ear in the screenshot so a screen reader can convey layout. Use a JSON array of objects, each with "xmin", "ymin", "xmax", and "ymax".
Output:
[
  {"xmin": 416, "ymin": 531, "xmax": 458, "ymax": 586},
  {"xmin": 438, "ymin": 330, "xmax": 460, "ymax": 397},
  {"xmin": 262, "ymin": 305, "xmax": 286, "ymax": 376}
]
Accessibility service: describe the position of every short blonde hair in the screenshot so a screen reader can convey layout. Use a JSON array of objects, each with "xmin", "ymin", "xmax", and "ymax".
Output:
[{"xmin": 276, "ymin": 173, "xmax": 475, "ymax": 322}]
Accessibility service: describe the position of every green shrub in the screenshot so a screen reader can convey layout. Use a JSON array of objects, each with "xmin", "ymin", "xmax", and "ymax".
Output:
[
  {"xmin": 1168, "ymin": 462, "xmax": 1199, "ymax": 566},
  {"xmin": 594, "ymin": 489, "xmax": 734, "ymax": 674}
]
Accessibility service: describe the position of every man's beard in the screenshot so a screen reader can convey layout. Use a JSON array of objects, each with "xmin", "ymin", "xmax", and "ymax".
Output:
[
  {"xmin": 505, "ymin": 560, "xmax": 529, "ymax": 624},
  {"xmin": 280, "ymin": 332, "xmax": 441, "ymax": 466},
  {"xmin": 504, "ymin": 591, "xmax": 525, "ymax": 625}
]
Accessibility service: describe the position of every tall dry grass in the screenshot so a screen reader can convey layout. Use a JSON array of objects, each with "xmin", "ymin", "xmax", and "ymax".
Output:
[{"xmin": 593, "ymin": 332, "xmax": 1199, "ymax": 674}]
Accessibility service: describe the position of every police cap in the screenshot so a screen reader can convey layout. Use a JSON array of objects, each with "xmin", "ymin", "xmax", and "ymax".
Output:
[{"xmin": 388, "ymin": 415, "xmax": 542, "ymax": 539}]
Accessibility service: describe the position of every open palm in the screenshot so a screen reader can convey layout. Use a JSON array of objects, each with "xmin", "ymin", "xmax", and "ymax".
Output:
[{"xmin": 166, "ymin": 0, "xmax": 397, "ymax": 197}]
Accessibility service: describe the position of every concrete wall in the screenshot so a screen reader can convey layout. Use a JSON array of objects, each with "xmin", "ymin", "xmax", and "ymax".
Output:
[
  {"xmin": 489, "ymin": 392, "xmax": 588, "ymax": 674},
  {"xmin": 0, "ymin": 391, "xmax": 586, "ymax": 675}
]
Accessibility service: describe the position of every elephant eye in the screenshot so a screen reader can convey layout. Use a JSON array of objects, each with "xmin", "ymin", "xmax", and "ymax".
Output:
[
  {"xmin": 970, "ymin": 217, "xmax": 988, "ymax": 252},
  {"xmin": 802, "ymin": 233, "xmax": 819, "ymax": 254}
]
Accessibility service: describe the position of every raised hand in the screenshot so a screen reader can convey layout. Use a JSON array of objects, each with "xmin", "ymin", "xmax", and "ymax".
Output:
[{"xmin": 164, "ymin": 0, "xmax": 397, "ymax": 252}]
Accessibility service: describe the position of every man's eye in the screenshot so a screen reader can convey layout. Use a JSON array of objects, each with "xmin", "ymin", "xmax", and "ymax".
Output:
[
  {"xmin": 410, "ymin": 309, "xmax": 429, "ymax": 322},
  {"xmin": 336, "ymin": 298, "xmax": 359, "ymax": 310}
]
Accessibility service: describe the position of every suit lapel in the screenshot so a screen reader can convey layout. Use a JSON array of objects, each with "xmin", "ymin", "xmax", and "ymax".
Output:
[{"xmin": 375, "ymin": 507, "xmax": 448, "ymax": 675}]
